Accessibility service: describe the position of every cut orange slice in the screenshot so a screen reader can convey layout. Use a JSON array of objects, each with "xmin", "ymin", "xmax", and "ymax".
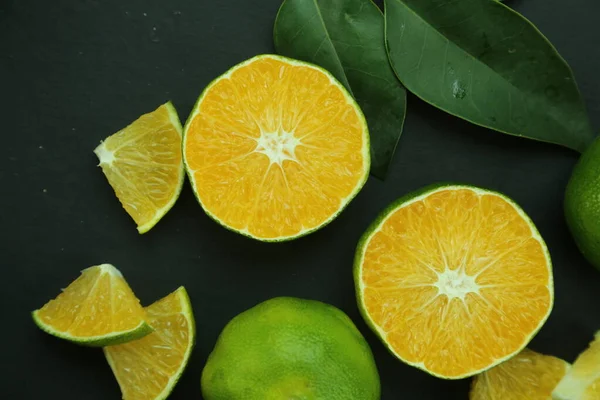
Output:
[
  {"xmin": 32, "ymin": 264, "xmax": 151, "ymax": 346},
  {"xmin": 470, "ymin": 348, "xmax": 569, "ymax": 399},
  {"xmin": 183, "ymin": 54, "xmax": 370, "ymax": 241},
  {"xmin": 354, "ymin": 184, "xmax": 554, "ymax": 379},
  {"xmin": 104, "ymin": 287, "xmax": 195, "ymax": 400},
  {"xmin": 553, "ymin": 332, "xmax": 600, "ymax": 400},
  {"xmin": 95, "ymin": 102, "xmax": 185, "ymax": 233}
]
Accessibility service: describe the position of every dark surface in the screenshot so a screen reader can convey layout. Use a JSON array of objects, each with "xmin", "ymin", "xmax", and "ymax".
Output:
[{"xmin": 1, "ymin": 0, "xmax": 599, "ymax": 398}]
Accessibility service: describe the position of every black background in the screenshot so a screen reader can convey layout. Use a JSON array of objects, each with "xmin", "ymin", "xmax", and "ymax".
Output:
[{"xmin": 1, "ymin": 0, "xmax": 599, "ymax": 398}]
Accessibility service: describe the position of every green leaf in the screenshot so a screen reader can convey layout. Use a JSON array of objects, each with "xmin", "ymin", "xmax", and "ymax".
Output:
[
  {"xmin": 274, "ymin": 0, "xmax": 407, "ymax": 179},
  {"xmin": 385, "ymin": 0, "xmax": 594, "ymax": 152}
]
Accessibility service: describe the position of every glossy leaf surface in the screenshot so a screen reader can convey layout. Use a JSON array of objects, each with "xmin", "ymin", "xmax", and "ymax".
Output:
[{"xmin": 385, "ymin": 0, "xmax": 594, "ymax": 152}]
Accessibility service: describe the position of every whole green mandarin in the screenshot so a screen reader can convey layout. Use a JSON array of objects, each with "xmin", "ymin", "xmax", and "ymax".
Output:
[
  {"xmin": 565, "ymin": 135, "xmax": 600, "ymax": 270},
  {"xmin": 201, "ymin": 297, "xmax": 380, "ymax": 400}
]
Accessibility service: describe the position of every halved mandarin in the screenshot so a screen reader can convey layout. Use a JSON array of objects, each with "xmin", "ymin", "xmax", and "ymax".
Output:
[
  {"xmin": 183, "ymin": 55, "xmax": 370, "ymax": 241},
  {"xmin": 354, "ymin": 184, "xmax": 554, "ymax": 379}
]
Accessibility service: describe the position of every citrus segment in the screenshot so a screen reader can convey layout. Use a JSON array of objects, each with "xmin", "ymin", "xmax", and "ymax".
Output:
[
  {"xmin": 183, "ymin": 55, "xmax": 370, "ymax": 241},
  {"xmin": 470, "ymin": 348, "xmax": 569, "ymax": 399},
  {"xmin": 553, "ymin": 332, "xmax": 600, "ymax": 400},
  {"xmin": 354, "ymin": 184, "xmax": 553, "ymax": 379},
  {"xmin": 104, "ymin": 287, "xmax": 195, "ymax": 400},
  {"xmin": 32, "ymin": 264, "xmax": 151, "ymax": 346},
  {"xmin": 95, "ymin": 102, "xmax": 185, "ymax": 233}
]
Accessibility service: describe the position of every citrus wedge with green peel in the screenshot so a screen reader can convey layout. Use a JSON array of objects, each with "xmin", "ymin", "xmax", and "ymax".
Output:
[
  {"xmin": 354, "ymin": 184, "xmax": 554, "ymax": 379},
  {"xmin": 470, "ymin": 348, "xmax": 570, "ymax": 400},
  {"xmin": 553, "ymin": 332, "xmax": 600, "ymax": 400},
  {"xmin": 95, "ymin": 102, "xmax": 185, "ymax": 234},
  {"xmin": 104, "ymin": 286, "xmax": 196, "ymax": 400},
  {"xmin": 32, "ymin": 264, "xmax": 152, "ymax": 347},
  {"xmin": 183, "ymin": 54, "xmax": 370, "ymax": 242}
]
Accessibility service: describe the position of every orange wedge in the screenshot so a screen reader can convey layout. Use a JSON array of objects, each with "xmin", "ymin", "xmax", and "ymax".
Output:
[
  {"xmin": 183, "ymin": 54, "xmax": 370, "ymax": 241},
  {"xmin": 95, "ymin": 102, "xmax": 185, "ymax": 233},
  {"xmin": 470, "ymin": 348, "xmax": 569, "ymax": 399},
  {"xmin": 553, "ymin": 332, "xmax": 600, "ymax": 400},
  {"xmin": 354, "ymin": 184, "xmax": 554, "ymax": 379},
  {"xmin": 32, "ymin": 264, "xmax": 151, "ymax": 346},
  {"xmin": 104, "ymin": 287, "xmax": 195, "ymax": 400}
]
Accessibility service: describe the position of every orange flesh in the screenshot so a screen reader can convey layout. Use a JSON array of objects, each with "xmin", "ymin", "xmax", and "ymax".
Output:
[
  {"xmin": 359, "ymin": 188, "xmax": 552, "ymax": 378},
  {"xmin": 105, "ymin": 289, "xmax": 193, "ymax": 400},
  {"xmin": 584, "ymin": 381, "xmax": 600, "ymax": 399},
  {"xmin": 554, "ymin": 332, "xmax": 600, "ymax": 400},
  {"xmin": 36, "ymin": 266, "xmax": 146, "ymax": 337},
  {"xmin": 470, "ymin": 349, "xmax": 569, "ymax": 399},
  {"xmin": 582, "ymin": 337, "xmax": 600, "ymax": 400},
  {"xmin": 96, "ymin": 103, "xmax": 183, "ymax": 230},
  {"xmin": 184, "ymin": 56, "xmax": 368, "ymax": 240}
]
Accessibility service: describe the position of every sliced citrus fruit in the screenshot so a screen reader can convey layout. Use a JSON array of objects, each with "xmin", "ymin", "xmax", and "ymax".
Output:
[
  {"xmin": 553, "ymin": 332, "xmax": 600, "ymax": 400},
  {"xmin": 32, "ymin": 264, "xmax": 152, "ymax": 346},
  {"xmin": 94, "ymin": 102, "xmax": 185, "ymax": 234},
  {"xmin": 183, "ymin": 54, "xmax": 370, "ymax": 241},
  {"xmin": 104, "ymin": 286, "xmax": 195, "ymax": 400},
  {"xmin": 354, "ymin": 184, "xmax": 554, "ymax": 379},
  {"xmin": 470, "ymin": 348, "xmax": 569, "ymax": 399}
]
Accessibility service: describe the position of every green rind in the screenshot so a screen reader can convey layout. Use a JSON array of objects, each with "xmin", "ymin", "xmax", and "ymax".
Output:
[
  {"xmin": 104, "ymin": 286, "xmax": 196, "ymax": 400},
  {"xmin": 353, "ymin": 183, "xmax": 554, "ymax": 379},
  {"xmin": 201, "ymin": 297, "xmax": 380, "ymax": 400},
  {"xmin": 32, "ymin": 311, "xmax": 153, "ymax": 347},
  {"xmin": 136, "ymin": 101, "xmax": 186, "ymax": 234},
  {"xmin": 182, "ymin": 54, "xmax": 371, "ymax": 243},
  {"xmin": 564, "ymin": 135, "xmax": 600, "ymax": 270},
  {"xmin": 172, "ymin": 286, "xmax": 197, "ymax": 400}
]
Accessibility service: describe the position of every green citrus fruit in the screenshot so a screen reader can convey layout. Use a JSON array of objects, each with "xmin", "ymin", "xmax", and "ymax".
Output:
[
  {"xmin": 565, "ymin": 136, "xmax": 600, "ymax": 270},
  {"xmin": 201, "ymin": 297, "xmax": 380, "ymax": 400}
]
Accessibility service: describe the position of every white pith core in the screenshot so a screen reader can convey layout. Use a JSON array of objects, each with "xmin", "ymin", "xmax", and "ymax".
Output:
[
  {"xmin": 253, "ymin": 129, "xmax": 301, "ymax": 165},
  {"xmin": 98, "ymin": 263, "xmax": 123, "ymax": 278},
  {"xmin": 95, "ymin": 142, "xmax": 115, "ymax": 165},
  {"xmin": 434, "ymin": 267, "xmax": 480, "ymax": 300}
]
